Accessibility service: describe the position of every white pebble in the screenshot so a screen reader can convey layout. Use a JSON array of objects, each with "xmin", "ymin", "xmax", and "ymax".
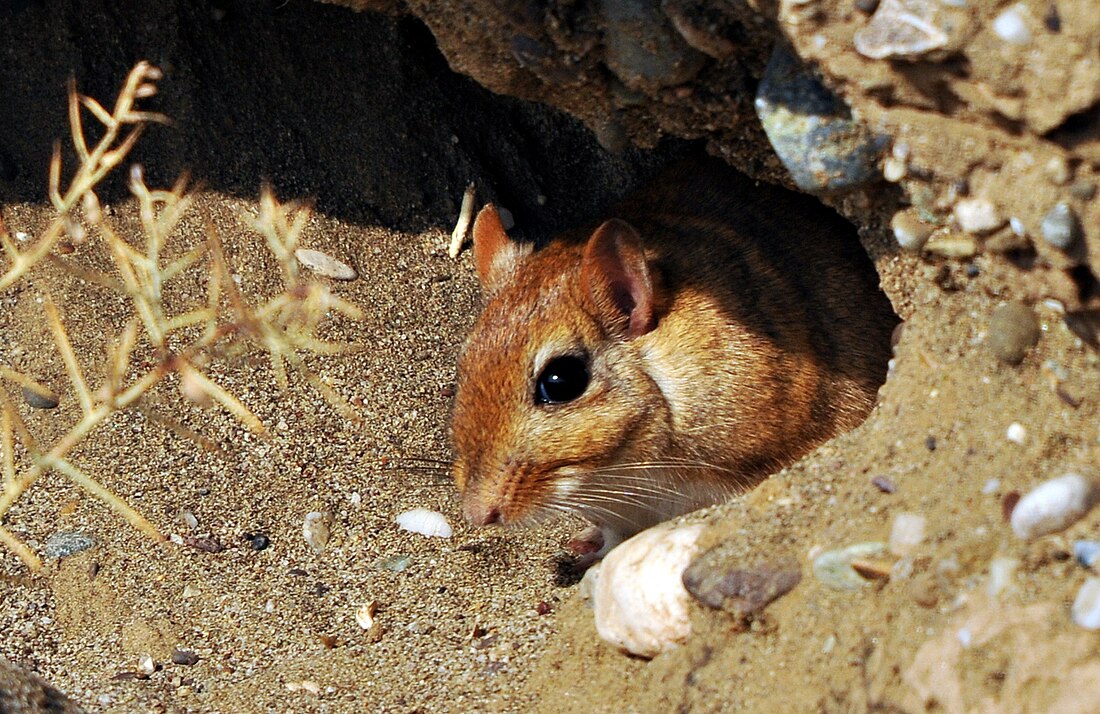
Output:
[
  {"xmin": 982, "ymin": 478, "xmax": 1001, "ymax": 494},
  {"xmin": 294, "ymin": 248, "xmax": 358, "ymax": 280},
  {"xmin": 591, "ymin": 522, "xmax": 704, "ymax": 658},
  {"xmin": 1006, "ymin": 422, "xmax": 1026, "ymax": 445},
  {"xmin": 882, "ymin": 157, "xmax": 907, "ymax": 182},
  {"xmin": 889, "ymin": 513, "xmax": 926, "ymax": 556},
  {"xmin": 986, "ymin": 556, "xmax": 1018, "ymax": 597},
  {"xmin": 954, "ymin": 198, "xmax": 1003, "ymax": 234},
  {"xmin": 956, "ymin": 627, "xmax": 972, "ymax": 648},
  {"xmin": 1073, "ymin": 577, "xmax": 1100, "ymax": 629},
  {"xmin": 303, "ymin": 511, "xmax": 334, "ymax": 553},
  {"xmin": 1011, "ymin": 473, "xmax": 1100, "ymax": 540},
  {"xmin": 395, "ymin": 508, "xmax": 453, "ymax": 538},
  {"xmin": 993, "ymin": 6, "xmax": 1031, "ymax": 45},
  {"xmin": 1009, "ymin": 216, "xmax": 1026, "ymax": 236}
]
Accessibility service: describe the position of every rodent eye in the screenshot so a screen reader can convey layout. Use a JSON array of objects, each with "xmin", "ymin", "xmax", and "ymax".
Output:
[{"xmin": 534, "ymin": 355, "xmax": 589, "ymax": 405}]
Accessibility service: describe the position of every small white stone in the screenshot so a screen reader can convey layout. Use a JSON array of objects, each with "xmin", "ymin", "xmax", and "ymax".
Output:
[
  {"xmin": 294, "ymin": 248, "xmax": 357, "ymax": 280},
  {"xmin": 891, "ymin": 210, "xmax": 933, "ymax": 251},
  {"xmin": 1009, "ymin": 216, "xmax": 1026, "ymax": 236},
  {"xmin": 889, "ymin": 512, "xmax": 927, "ymax": 556},
  {"xmin": 983, "ymin": 478, "xmax": 1001, "ymax": 494},
  {"xmin": 138, "ymin": 654, "xmax": 156, "ymax": 677},
  {"xmin": 956, "ymin": 627, "xmax": 972, "ymax": 647},
  {"xmin": 395, "ymin": 508, "xmax": 453, "ymax": 538},
  {"xmin": 1072, "ymin": 577, "xmax": 1100, "ymax": 630},
  {"xmin": 954, "ymin": 198, "xmax": 1003, "ymax": 234},
  {"xmin": 1011, "ymin": 473, "xmax": 1100, "ymax": 540},
  {"xmin": 1006, "ymin": 422, "xmax": 1026, "ymax": 445},
  {"xmin": 179, "ymin": 509, "xmax": 198, "ymax": 531},
  {"xmin": 303, "ymin": 511, "xmax": 334, "ymax": 553},
  {"xmin": 883, "ymin": 157, "xmax": 907, "ymax": 182},
  {"xmin": 987, "ymin": 556, "xmax": 1018, "ymax": 597},
  {"xmin": 591, "ymin": 521, "xmax": 704, "ymax": 658},
  {"xmin": 993, "ymin": 5, "xmax": 1031, "ymax": 45}
]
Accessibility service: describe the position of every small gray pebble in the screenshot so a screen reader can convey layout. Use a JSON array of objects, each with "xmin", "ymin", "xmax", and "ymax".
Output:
[
  {"xmin": 1040, "ymin": 202, "xmax": 1081, "ymax": 251},
  {"xmin": 43, "ymin": 531, "xmax": 96, "ymax": 559},
  {"xmin": 987, "ymin": 302, "xmax": 1040, "ymax": 365},
  {"xmin": 22, "ymin": 385, "xmax": 59, "ymax": 410},
  {"xmin": 170, "ymin": 649, "xmax": 199, "ymax": 666},
  {"xmin": 1075, "ymin": 540, "xmax": 1100, "ymax": 569},
  {"xmin": 1069, "ymin": 182, "xmax": 1097, "ymax": 201}
]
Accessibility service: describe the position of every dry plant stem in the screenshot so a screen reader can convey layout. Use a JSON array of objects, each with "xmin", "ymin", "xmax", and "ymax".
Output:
[
  {"xmin": 0, "ymin": 526, "xmax": 41, "ymax": 571},
  {"xmin": 0, "ymin": 62, "xmax": 167, "ymax": 291}
]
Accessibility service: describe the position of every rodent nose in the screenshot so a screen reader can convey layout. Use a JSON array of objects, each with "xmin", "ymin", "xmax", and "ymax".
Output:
[{"xmin": 465, "ymin": 500, "xmax": 504, "ymax": 527}]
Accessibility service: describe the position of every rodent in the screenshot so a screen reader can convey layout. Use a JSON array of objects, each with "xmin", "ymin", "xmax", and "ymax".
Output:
[{"xmin": 451, "ymin": 158, "xmax": 896, "ymax": 554}]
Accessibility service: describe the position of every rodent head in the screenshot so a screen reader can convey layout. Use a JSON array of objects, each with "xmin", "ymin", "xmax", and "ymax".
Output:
[{"xmin": 451, "ymin": 205, "xmax": 673, "ymax": 534}]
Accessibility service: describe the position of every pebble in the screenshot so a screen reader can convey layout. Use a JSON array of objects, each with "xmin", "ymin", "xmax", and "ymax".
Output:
[
  {"xmin": 987, "ymin": 302, "xmax": 1040, "ymax": 365},
  {"xmin": 1074, "ymin": 540, "xmax": 1100, "ymax": 569},
  {"xmin": 854, "ymin": 0, "xmax": 949, "ymax": 59},
  {"xmin": 599, "ymin": 0, "xmax": 706, "ymax": 90},
  {"xmin": 986, "ymin": 556, "xmax": 1017, "ymax": 597},
  {"xmin": 682, "ymin": 552, "xmax": 801, "ymax": 617},
  {"xmin": 992, "ymin": 5, "xmax": 1031, "ymax": 44},
  {"xmin": 21, "ymin": 384, "xmax": 59, "ymax": 410},
  {"xmin": 590, "ymin": 521, "xmax": 704, "ymax": 658},
  {"xmin": 249, "ymin": 533, "xmax": 270, "ymax": 551},
  {"xmin": 1010, "ymin": 472, "xmax": 1100, "ymax": 540},
  {"xmin": 1006, "ymin": 422, "xmax": 1026, "ymax": 445},
  {"xmin": 294, "ymin": 248, "xmax": 357, "ymax": 281},
  {"xmin": 812, "ymin": 542, "xmax": 889, "ymax": 590},
  {"xmin": 888, "ymin": 513, "xmax": 926, "ymax": 556},
  {"xmin": 923, "ymin": 234, "xmax": 977, "ymax": 259},
  {"xmin": 871, "ymin": 475, "xmax": 897, "ymax": 493},
  {"xmin": 395, "ymin": 508, "xmax": 453, "ymax": 538},
  {"xmin": 1072, "ymin": 578, "xmax": 1100, "ymax": 630},
  {"xmin": 170, "ymin": 650, "xmax": 199, "ymax": 666},
  {"xmin": 303, "ymin": 511, "xmax": 334, "ymax": 553},
  {"xmin": 179, "ymin": 509, "xmax": 198, "ymax": 531},
  {"xmin": 890, "ymin": 209, "xmax": 933, "ymax": 251},
  {"xmin": 42, "ymin": 531, "xmax": 96, "ymax": 559},
  {"xmin": 376, "ymin": 554, "xmax": 412, "ymax": 572},
  {"xmin": 954, "ymin": 198, "xmax": 1003, "ymax": 234},
  {"xmin": 1040, "ymin": 202, "xmax": 1081, "ymax": 251},
  {"xmin": 754, "ymin": 44, "xmax": 885, "ymax": 193}
]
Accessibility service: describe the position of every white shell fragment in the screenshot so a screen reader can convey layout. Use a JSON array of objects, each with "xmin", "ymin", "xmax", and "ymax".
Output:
[
  {"xmin": 356, "ymin": 601, "xmax": 378, "ymax": 630},
  {"xmin": 854, "ymin": 0, "xmax": 949, "ymax": 60},
  {"xmin": 303, "ymin": 511, "xmax": 335, "ymax": 553},
  {"xmin": 812, "ymin": 542, "xmax": 889, "ymax": 590},
  {"xmin": 294, "ymin": 248, "xmax": 357, "ymax": 280},
  {"xmin": 1072, "ymin": 578, "xmax": 1100, "ymax": 630},
  {"xmin": 889, "ymin": 513, "xmax": 927, "ymax": 556},
  {"xmin": 1010, "ymin": 473, "xmax": 1100, "ymax": 541},
  {"xmin": 591, "ymin": 522, "xmax": 704, "ymax": 658},
  {"xmin": 395, "ymin": 508, "xmax": 453, "ymax": 538},
  {"xmin": 1006, "ymin": 422, "xmax": 1026, "ymax": 445}
]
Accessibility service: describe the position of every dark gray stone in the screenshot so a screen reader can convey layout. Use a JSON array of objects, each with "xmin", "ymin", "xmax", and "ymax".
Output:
[
  {"xmin": 755, "ymin": 44, "xmax": 887, "ymax": 193},
  {"xmin": 601, "ymin": 0, "xmax": 707, "ymax": 91}
]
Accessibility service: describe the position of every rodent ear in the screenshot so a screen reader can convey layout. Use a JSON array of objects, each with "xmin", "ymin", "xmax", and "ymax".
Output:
[
  {"xmin": 472, "ymin": 204, "xmax": 532, "ymax": 292},
  {"xmin": 581, "ymin": 219, "xmax": 656, "ymax": 338}
]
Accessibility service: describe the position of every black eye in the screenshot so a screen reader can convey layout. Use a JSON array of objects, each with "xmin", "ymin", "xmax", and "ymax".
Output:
[{"xmin": 535, "ymin": 355, "xmax": 589, "ymax": 405}]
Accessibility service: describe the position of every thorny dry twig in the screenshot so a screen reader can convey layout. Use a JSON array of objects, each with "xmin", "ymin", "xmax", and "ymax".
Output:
[{"xmin": 0, "ymin": 63, "xmax": 363, "ymax": 570}]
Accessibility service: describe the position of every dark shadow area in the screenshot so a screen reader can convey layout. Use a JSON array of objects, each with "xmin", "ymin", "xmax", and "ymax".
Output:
[{"xmin": 0, "ymin": 0, "xmax": 682, "ymax": 241}]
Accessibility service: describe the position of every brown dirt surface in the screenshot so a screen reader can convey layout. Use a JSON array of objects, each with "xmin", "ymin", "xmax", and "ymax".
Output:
[{"xmin": 2, "ymin": 1, "xmax": 1100, "ymax": 713}]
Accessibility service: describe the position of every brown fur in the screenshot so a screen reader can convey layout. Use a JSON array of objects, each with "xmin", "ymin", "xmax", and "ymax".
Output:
[{"xmin": 452, "ymin": 159, "xmax": 897, "ymax": 545}]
